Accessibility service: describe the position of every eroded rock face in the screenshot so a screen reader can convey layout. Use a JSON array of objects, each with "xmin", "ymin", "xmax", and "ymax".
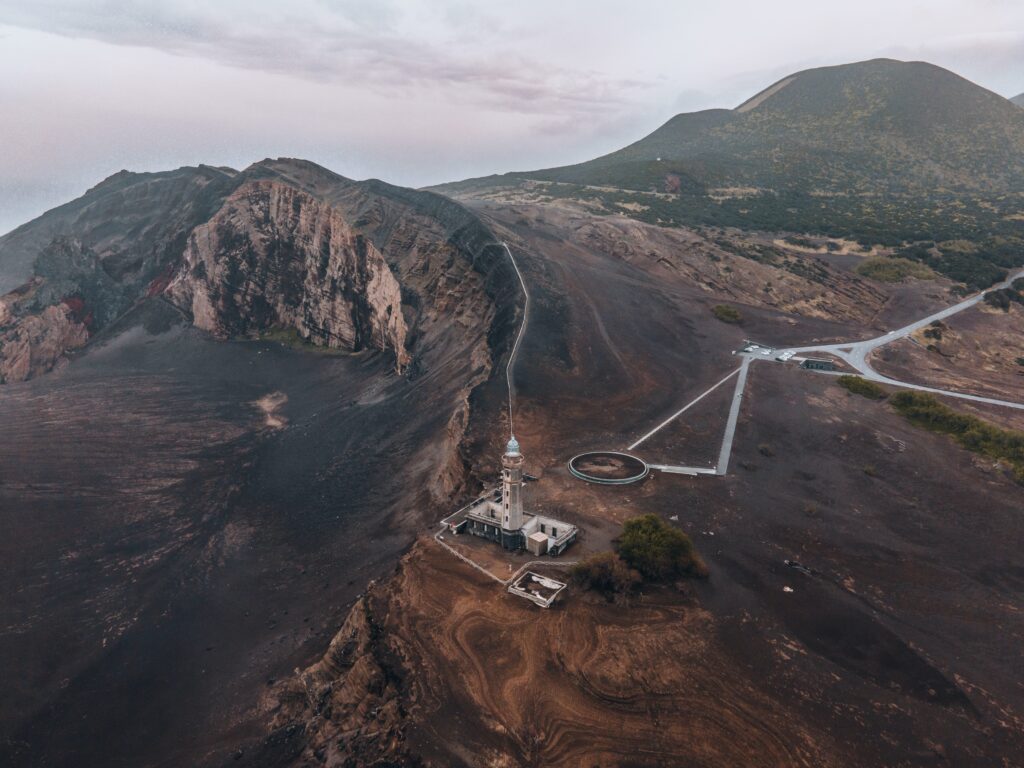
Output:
[
  {"xmin": 0, "ymin": 302, "xmax": 89, "ymax": 383},
  {"xmin": 264, "ymin": 590, "xmax": 416, "ymax": 767},
  {"xmin": 168, "ymin": 181, "xmax": 410, "ymax": 371}
]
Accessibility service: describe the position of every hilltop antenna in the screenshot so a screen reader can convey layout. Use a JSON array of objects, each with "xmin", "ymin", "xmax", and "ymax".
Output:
[{"xmin": 501, "ymin": 241, "xmax": 529, "ymax": 441}]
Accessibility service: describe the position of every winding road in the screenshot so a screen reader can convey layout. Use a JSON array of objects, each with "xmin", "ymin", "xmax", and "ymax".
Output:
[
  {"xmin": 770, "ymin": 267, "xmax": 1024, "ymax": 411},
  {"xmin": 502, "ymin": 241, "xmax": 530, "ymax": 436}
]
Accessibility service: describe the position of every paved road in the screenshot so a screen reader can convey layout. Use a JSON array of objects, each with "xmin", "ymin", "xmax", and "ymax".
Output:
[
  {"xmin": 770, "ymin": 267, "xmax": 1024, "ymax": 410},
  {"xmin": 501, "ymin": 241, "xmax": 530, "ymax": 434}
]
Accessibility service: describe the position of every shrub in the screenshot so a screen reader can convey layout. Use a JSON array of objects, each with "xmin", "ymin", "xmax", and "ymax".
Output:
[
  {"xmin": 889, "ymin": 391, "xmax": 1024, "ymax": 484},
  {"xmin": 711, "ymin": 304, "xmax": 743, "ymax": 324},
  {"xmin": 837, "ymin": 375, "xmax": 887, "ymax": 400},
  {"xmin": 855, "ymin": 257, "xmax": 934, "ymax": 282},
  {"xmin": 570, "ymin": 552, "xmax": 641, "ymax": 598},
  {"xmin": 1016, "ymin": 357, "xmax": 1024, "ymax": 367},
  {"xmin": 616, "ymin": 514, "xmax": 708, "ymax": 580},
  {"xmin": 984, "ymin": 288, "xmax": 1023, "ymax": 311}
]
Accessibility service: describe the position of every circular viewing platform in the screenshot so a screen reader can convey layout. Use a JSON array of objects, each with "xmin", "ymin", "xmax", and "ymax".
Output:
[{"xmin": 568, "ymin": 451, "xmax": 649, "ymax": 485}]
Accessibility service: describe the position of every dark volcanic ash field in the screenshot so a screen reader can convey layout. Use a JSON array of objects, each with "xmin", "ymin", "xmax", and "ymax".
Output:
[{"xmin": 0, "ymin": 302, "xmax": 463, "ymax": 765}]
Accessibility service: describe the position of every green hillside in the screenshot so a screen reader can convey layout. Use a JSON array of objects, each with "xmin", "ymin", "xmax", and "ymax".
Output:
[
  {"xmin": 539, "ymin": 60, "xmax": 1024, "ymax": 194},
  {"xmin": 441, "ymin": 60, "xmax": 1024, "ymax": 285}
]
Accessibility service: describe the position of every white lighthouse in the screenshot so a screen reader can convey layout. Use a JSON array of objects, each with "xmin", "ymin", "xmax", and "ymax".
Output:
[
  {"xmin": 462, "ymin": 433, "xmax": 578, "ymax": 555},
  {"xmin": 501, "ymin": 436, "xmax": 525, "ymax": 532}
]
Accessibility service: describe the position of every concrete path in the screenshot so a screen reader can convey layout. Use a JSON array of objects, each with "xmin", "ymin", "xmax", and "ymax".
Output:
[
  {"xmin": 628, "ymin": 366, "xmax": 742, "ymax": 450},
  {"xmin": 647, "ymin": 465, "xmax": 717, "ymax": 476},
  {"xmin": 716, "ymin": 356, "xmax": 751, "ymax": 475},
  {"xmin": 433, "ymin": 526, "xmax": 576, "ymax": 586},
  {"xmin": 629, "ymin": 358, "xmax": 751, "ymax": 477}
]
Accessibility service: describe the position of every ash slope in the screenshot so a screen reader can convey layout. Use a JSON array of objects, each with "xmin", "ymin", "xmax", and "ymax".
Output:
[{"xmin": 0, "ymin": 160, "xmax": 521, "ymax": 767}]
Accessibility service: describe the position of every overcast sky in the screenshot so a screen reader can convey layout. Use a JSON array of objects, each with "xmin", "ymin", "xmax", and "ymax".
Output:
[{"xmin": 1, "ymin": 0, "xmax": 1022, "ymax": 234}]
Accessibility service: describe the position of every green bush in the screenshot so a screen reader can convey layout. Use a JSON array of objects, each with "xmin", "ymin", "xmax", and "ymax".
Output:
[
  {"xmin": 711, "ymin": 304, "xmax": 743, "ymax": 324},
  {"xmin": 889, "ymin": 391, "xmax": 1024, "ymax": 484},
  {"xmin": 837, "ymin": 375, "xmax": 887, "ymax": 400},
  {"xmin": 570, "ymin": 552, "xmax": 641, "ymax": 598},
  {"xmin": 855, "ymin": 256, "xmax": 935, "ymax": 282},
  {"xmin": 616, "ymin": 514, "xmax": 708, "ymax": 580},
  {"xmin": 984, "ymin": 288, "xmax": 1023, "ymax": 311}
]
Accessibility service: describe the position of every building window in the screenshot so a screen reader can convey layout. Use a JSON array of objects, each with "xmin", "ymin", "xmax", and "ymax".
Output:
[
  {"xmin": 552, "ymin": 527, "xmax": 558, "ymax": 537},
  {"xmin": 540, "ymin": 523, "xmax": 546, "ymax": 533}
]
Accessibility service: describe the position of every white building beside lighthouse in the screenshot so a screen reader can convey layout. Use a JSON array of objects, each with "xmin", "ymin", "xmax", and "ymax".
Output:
[{"xmin": 461, "ymin": 436, "xmax": 577, "ymax": 556}]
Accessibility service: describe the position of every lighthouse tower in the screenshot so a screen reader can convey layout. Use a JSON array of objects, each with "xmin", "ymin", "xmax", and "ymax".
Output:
[{"xmin": 501, "ymin": 436, "xmax": 525, "ymax": 536}]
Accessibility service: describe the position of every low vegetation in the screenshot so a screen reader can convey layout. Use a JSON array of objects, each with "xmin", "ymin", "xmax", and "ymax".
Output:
[
  {"xmin": 895, "ymin": 239, "xmax": 1019, "ymax": 290},
  {"xmin": 573, "ymin": 515, "xmax": 709, "ymax": 598},
  {"xmin": 711, "ymin": 304, "xmax": 743, "ymax": 324},
  {"xmin": 890, "ymin": 391, "xmax": 1024, "ymax": 484},
  {"xmin": 616, "ymin": 514, "xmax": 708, "ymax": 580},
  {"xmin": 983, "ymin": 287, "xmax": 1024, "ymax": 311},
  {"xmin": 570, "ymin": 552, "xmax": 641, "ymax": 598},
  {"xmin": 259, "ymin": 326, "xmax": 347, "ymax": 355},
  {"xmin": 837, "ymin": 375, "xmax": 887, "ymax": 400},
  {"xmin": 855, "ymin": 256, "xmax": 934, "ymax": 282}
]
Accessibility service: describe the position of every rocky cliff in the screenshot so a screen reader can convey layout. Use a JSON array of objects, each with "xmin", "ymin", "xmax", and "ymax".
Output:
[
  {"xmin": 0, "ymin": 158, "xmax": 521, "ymax": 509},
  {"xmin": 0, "ymin": 300, "xmax": 89, "ymax": 383},
  {"xmin": 167, "ymin": 180, "xmax": 411, "ymax": 371},
  {"xmin": 0, "ymin": 159, "xmax": 518, "ymax": 388},
  {"xmin": 0, "ymin": 166, "xmax": 239, "ymax": 381}
]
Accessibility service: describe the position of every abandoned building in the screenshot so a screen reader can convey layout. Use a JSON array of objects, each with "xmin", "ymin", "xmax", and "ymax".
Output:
[
  {"xmin": 456, "ymin": 437, "xmax": 578, "ymax": 556},
  {"xmin": 801, "ymin": 357, "xmax": 836, "ymax": 371}
]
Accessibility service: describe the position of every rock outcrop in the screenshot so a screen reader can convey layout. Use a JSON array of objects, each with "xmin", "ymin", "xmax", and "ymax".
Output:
[
  {"xmin": 261, "ymin": 589, "xmax": 418, "ymax": 767},
  {"xmin": 0, "ymin": 159, "xmax": 520, "ymax": 386},
  {"xmin": 168, "ymin": 180, "xmax": 409, "ymax": 370},
  {"xmin": 0, "ymin": 301, "xmax": 89, "ymax": 383}
]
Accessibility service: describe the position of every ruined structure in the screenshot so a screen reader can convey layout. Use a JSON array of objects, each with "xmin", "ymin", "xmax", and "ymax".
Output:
[{"xmin": 461, "ymin": 437, "xmax": 577, "ymax": 555}]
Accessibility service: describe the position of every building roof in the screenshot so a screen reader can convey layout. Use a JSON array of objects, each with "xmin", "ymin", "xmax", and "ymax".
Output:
[{"xmin": 505, "ymin": 435, "xmax": 521, "ymax": 456}]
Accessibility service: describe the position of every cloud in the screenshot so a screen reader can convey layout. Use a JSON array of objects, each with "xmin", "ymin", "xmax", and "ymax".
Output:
[
  {"xmin": 0, "ymin": 0, "xmax": 654, "ymax": 120},
  {"xmin": 882, "ymin": 31, "xmax": 1024, "ymax": 95}
]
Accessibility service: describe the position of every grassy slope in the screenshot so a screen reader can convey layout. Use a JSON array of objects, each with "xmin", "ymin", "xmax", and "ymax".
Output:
[{"xmin": 439, "ymin": 60, "xmax": 1024, "ymax": 280}]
